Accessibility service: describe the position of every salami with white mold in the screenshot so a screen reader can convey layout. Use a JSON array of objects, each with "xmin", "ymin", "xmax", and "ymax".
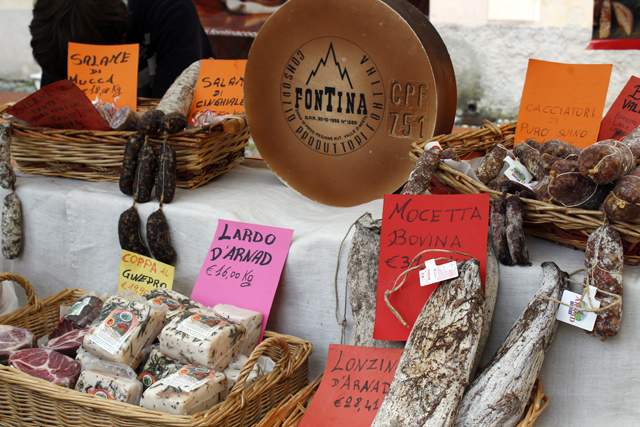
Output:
[
  {"xmin": 585, "ymin": 225, "xmax": 623, "ymax": 339},
  {"xmin": 474, "ymin": 144, "xmax": 507, "ymax": 184},
  {"xmin": 2, "ymin": 192, "xmax": 22, "ymax": 259},
  {"xmin": 370, "ymin": 259, "xmax": 486, "ymax": 427},
  {"xmin": 0, "ymin": 122, "xmax": 15, "ymax": 190},
  {"xmin": 156, "ymin": 60, "xmax": 202, "ymax": 117}
]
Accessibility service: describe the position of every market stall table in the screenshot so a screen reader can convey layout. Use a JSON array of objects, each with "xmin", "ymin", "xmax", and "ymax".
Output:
[{"xmin": 0, "ymin": 162, "xmax": 638, "ymax": 426}]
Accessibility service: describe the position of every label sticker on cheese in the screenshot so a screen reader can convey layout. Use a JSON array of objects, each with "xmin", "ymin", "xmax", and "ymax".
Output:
[
  {"xmin": 90, "ymin": 308, "xmax": 143, "ymax": 355},
  {"xmin": 89, "ymin": 389, "xmax": 115, "ymax": 400},
  {"xmin": 162, "ymin": 366, "xmax": 217, "ymax": 393},
  {"xmin": 176, "ymin": 314, "xmax": 227, "ymax": 341}
]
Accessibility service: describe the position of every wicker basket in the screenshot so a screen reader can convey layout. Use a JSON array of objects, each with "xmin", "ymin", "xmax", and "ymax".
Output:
[
  {"xmin": 0, "ymin": 273, "xmax": 313, "ymax": 427},
  {"xmin": 409, "ymin": 121, "xmax": 640, "ymax": 266},
  {"xmin": 252, "ymin": 375, "xmax": 321, "ymax": 427},
  {"xmin": 253, "ymin": 374, "xmax": 547, "ymax": 427},
  {"xmin": 1, "ymin": 99, "xmax": 250, "ymax": 189}
]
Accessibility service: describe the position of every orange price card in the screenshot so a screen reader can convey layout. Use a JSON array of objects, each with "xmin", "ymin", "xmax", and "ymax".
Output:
[
  {"xmin": 67, "ymin": 42, "xmax": 139, "ymax": 110},
  {"xmin": 188, "ymin": 59, "xmax": 246, "ymax": 124},
  {"xmin": 514, "ymin": 59, "xmax": 612, "ymax": 148}
]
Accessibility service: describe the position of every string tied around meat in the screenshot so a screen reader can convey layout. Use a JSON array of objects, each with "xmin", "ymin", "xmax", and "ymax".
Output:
[{"xmin": 385, "ymin": 249, "xmax": 475, "ymax": 328}]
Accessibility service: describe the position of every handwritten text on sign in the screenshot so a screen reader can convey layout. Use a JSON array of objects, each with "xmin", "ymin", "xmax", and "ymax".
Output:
[
  {"xmin": 514, "ymin": 59, "xmax": 611, "ymax": 148},
  {"xmin": 117, "ymin": 250, "xmax": 175, "ymax": 297},
  {"xmin": 68, "ymin": 42, "xmax": 139, "ymax": 109},
  {"xmin": 298, "ymin": 344, "xmax": 402, "ymax": 427},
  {"xmin": 191, "ymin": 220, "xmax": 293, "ymax": 340},
  {"xmin": 5, "ymin": 80, "xmax": 111, "ymax": 130},
  {"xmin": 373, "ymin": 194, "xmax": 490, "ymax": 341},
  {"xmin": 189, "ymin": 59, "xmax": 246, "ymax": 122},
  {"xmin": 599, "ymin": 76, "xmax": 640, "ymax": 141}
]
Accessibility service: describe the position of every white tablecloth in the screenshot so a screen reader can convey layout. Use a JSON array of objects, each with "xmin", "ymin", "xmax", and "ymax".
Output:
[{"xmin": 1, "ymin": 163, "xmax": 638, "ymax": 426}]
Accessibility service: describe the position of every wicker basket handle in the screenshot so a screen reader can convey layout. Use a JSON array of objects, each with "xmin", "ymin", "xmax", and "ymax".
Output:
[
  {"xmin": 0, "ymin": 273, "xmax": 42, "ymax": 313},
  {"xmin": 227, "ymin": 334, "xmax": 293, "ymax": 408}
]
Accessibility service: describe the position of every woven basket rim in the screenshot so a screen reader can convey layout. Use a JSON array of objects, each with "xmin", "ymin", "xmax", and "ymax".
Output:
[
  {"xmin": 410, "ymin": 121, "xmax": 640, "ymax": 265},
  {"xmin": 0, "ymin": 278, "xmax": 313, "ymax": 426}
]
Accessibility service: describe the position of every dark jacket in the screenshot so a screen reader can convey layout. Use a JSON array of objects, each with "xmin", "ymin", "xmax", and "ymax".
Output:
[{"xmin": 42, "ymin": 0, "xmax": 215, "ymax": 99}]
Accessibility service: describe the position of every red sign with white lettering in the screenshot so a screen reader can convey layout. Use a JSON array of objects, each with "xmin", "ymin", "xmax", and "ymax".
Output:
[{"xmin": 373, "ymin": 193, "xmax": 489, "ymax": 341}]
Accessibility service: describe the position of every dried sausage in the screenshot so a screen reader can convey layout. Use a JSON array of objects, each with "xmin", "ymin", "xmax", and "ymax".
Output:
[
  {"xmin": 474, "ymin": 144, "xmax": 507, "ymax": 184},
  {"xmin": 506, "ymin": 194, "xmax": 530, "ymax": 266},
  {"xmin": 0, "ymin": 122, "xmax": 15, "ymax": 191},
  {"xmin": 137, "ymin": 109, "xmax": 165, "ymax": 135},
  {"xmin": 133, "ymin": 140, "xmax": 157, "ymax": 203},
  {"xmin": 603, "ymin": 166, "xmax": 640, "ymax": 221},
  {"xmin": 490, "ymin": 193, "xmax": 513, "ymax": 266},
  {"xmin": 513, "ymin": 141, "xmax": 542, "ymax": 180},
  {"xmin": 159, "ymin": 112, "xmax": 188, "ymax": 134},
  {"xmin": 402, "ymin": 150, "xmax": 440, "ymax": 195},
  {"xmin": 585, "ymin": 226, "xmax": 623, "ymax": 340},
  {"xmin": 119, "ymin": 133, "xmax": 143, "ymax": 196},
  {"xmin": 118, "ymin": 206, "xmax": 151, "ymax": 257},
  {"xmin": 578, "ymin": 139, "xmax": 634, "ymax": 185},
  {"xmin": 147, "ymin": 208, "xmax": 176, "ymax": 265},
  {"xmin": 155, "ymin": 140, "xmax": 177, "ymax": 204},
  {"xmin": 2, "ymin": 192, "xmax": 22, "ymax": 259},
  {"xmin": 499, "ymin": 180, "xmax": 537, "ymax": 200}
]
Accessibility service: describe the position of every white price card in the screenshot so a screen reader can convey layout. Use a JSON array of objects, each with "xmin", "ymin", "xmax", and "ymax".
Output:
[
  {"xmin": 556, "ymin": 285, "xmax": 600, "ymax": 331},
  {"xmin": 419, "ymin": 259, "xmax": 459, "ymax": 286}
]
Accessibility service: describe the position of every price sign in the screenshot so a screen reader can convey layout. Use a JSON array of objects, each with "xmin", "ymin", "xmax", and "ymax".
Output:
[
  {"xmin": 117, "ymin": 250, "xmax": 175, "ymax": 297},
  {"xmin": 191, "ymin": 220, "xmax": 293, "ymax": 340},
  {"xmin": 514, "ymin": 59, "xmax": 611, "ymax": 148},
  {"xmin": 373, "ymin": 194, "xmax": 489, "ymax": 341},
  {"xmin": 188, "ymin": 59, "xmax": 246, "ymax": 123},
  {"xmin": 599, "ymin": 75, "xmax": 640, "ymax": 141},
  {"xmin": 6, "ymin": 80, "xmax": 111, "ymax": 130},
  {"xmin": 298, "ymin": 344, "xmax": 402, "ymax": 427},
  {"xmin": 67, "ymin": 42, "xmax": 139, "ymax": 109}
]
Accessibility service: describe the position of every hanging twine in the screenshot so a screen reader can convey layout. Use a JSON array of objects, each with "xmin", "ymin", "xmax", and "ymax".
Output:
[
  {"xmin": 333, "ymin": 212, "xmax": 370, "ymax": 345},
  {"xmin": 384, "ymin": 249, "xmax": 475, "ymax": 328},
  {"xmin": 542, "ymin": 220, "xmax": 623, "ymax": 316}
]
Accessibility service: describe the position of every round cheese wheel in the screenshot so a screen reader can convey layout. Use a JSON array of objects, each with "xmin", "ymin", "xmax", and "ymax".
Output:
[{"xmin": 244, "ymin": 0, "xmax": 456, "ymax": 206}]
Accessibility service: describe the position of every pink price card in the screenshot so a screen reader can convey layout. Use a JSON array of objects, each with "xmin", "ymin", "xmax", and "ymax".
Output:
[{"xmin": 191, "ymin": 220, "xmax": 294, "ymax": 340}]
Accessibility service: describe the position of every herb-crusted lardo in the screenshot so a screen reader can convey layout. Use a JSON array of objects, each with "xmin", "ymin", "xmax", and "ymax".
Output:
[
  {"xmin": 158, "ymin": 308, "xmax": 245, "ymax": 371},
  {"xmin": 75, "ymin": 369, "xmax": 143, "ymax": 404},
  {"xmin": 82, "ymin": 295, "xmax": 165, "ymax": 366},
  {"xmin": 140, "ymin": 365, "xmax": 226, "ymax": 415}
]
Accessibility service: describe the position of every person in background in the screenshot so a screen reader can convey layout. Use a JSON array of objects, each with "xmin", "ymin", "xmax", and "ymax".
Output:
[{"xmin": 29, "ymin": 0, "xmax": 215, "ymax": 98}]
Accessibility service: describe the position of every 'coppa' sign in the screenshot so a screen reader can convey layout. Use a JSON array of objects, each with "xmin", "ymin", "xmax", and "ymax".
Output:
[{"xmin": 117, "ymin": 250, "xmax": 175, "ymax": 297}]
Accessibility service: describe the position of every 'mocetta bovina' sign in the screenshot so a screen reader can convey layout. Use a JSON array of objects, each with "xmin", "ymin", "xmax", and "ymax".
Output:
[{"xmin": 244, "ymin": 0, "xmax": 457, "ymax": 207}]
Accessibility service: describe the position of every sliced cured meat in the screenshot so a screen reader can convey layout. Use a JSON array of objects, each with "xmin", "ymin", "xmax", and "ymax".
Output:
[
  {"xmin": 0, "ymin": 325, "xmax": 36, "ymax": 364},
  {"xmin": 49, "ymin": 295, "xmax": 103, "ymax": 339},
  {"xmin": 42, "ymin": 328, "xmax": 89, "ymax": 358},
  {"xmin": 9, "ymin": 348, "xmax": 80, "ymax": 388}
]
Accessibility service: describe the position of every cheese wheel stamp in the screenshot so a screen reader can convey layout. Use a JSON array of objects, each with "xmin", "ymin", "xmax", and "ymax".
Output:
[{"xmin": 244, "ymin": 0, "xmax": 456, "ymax": 206}]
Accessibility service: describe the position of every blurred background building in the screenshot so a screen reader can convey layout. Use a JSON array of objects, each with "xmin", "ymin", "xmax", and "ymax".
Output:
[{"xmin": 1, "ymin": 0, "xmax": 638, "ymax": 124}]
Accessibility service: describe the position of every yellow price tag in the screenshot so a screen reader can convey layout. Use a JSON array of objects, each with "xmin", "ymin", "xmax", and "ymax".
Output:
[{"xmin": 117, "ymin": 250, "xmax": 174, "ymax": 297}]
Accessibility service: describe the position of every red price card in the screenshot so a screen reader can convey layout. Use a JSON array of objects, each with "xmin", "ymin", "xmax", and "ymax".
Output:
[
  {"xmin": 599, "ymin": 75, "xmax": 640, "ymax": 141},
  {"xmin": 373, "ymin": 193, "xmax": 489, "ymax": 341},
  {"xmin": 298, "ymin": 344, "xmax": 403, "ymax": 427}
]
